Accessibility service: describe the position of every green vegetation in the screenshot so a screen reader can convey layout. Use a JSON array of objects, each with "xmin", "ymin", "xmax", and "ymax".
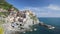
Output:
[
  {"xmin": 0, "ymin": 25, "xmax": 4, "ymax": 34},
  {"xmin": 29, "ymin": 13, "xmax": 38, "ymax": 21},
  {"xmin": 0, "ymin": 0, "xmax": 19, "ymax": 17},
  {"xmin": 0, "ymin": 12, "xmax": 9, "ymax": 17},
  {"xmin": 0, "ymin": 20, "xmax": 5, "ymax": 24},
  {"xmin": 0, "ymin": 0, "xmax": 19, "ymax": 11}
]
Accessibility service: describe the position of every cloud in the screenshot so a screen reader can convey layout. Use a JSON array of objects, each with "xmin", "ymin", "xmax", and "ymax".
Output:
[
  {"xmin": 19, "ymin": 4, "xmax": 60, "ymax": 17},
  {"xmin": 47, "ymin": 4, "xmax": 60, "ymax": 10}
]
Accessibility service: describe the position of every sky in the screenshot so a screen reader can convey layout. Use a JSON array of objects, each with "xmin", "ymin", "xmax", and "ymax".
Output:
[{"xmin": 6, "ymin": 0, "xmax": 60, "ymax": 17}]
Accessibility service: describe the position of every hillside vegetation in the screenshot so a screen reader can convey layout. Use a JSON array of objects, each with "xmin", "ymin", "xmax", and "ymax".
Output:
[
  {"xmin": 0, "ymin": 0, "xmax": 18, "ymax": 11},
  {"xmin": 0, "ymin": 0, "xmax": 19, "ymax": 17}
]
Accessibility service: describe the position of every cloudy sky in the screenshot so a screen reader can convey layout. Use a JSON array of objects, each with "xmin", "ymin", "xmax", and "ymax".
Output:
[{"xmin": 6, "ymin": 0, "xmax": 60, "ymax": 17}]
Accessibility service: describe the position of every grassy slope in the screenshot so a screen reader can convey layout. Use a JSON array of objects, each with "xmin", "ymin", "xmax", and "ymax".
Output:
[
  {"xmin": 0, "ymin": 0, "xmax": 19, "ymax": 17},
  {"xmin": 0, "ymin": 0, "xmax": 18, "ymax": 11}
]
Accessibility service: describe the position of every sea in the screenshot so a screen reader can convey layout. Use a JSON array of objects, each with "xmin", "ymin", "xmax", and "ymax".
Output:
[{"xmin": 24, "ymin": 18, "xmax": 60, "ymax": 34}]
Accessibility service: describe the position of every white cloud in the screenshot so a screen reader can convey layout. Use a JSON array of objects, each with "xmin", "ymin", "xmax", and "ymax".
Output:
[
  {"xmin": 19, "ymin": 4, "xmax": 60, "ymax": 17},
  {"xmin": 47, "ymin": 4, "xmax": 60, "ymax": 10}
]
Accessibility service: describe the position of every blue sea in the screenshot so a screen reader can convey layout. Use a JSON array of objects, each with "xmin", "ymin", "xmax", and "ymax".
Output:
[{"xmin": 24, "ymin": 18, "xmax": 60, "ymax": 34}]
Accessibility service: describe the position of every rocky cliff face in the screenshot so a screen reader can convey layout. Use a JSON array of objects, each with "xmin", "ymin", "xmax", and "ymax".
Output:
[{"xmin": 2, "ymin": 10, "xmax": 40, "ymax": 34}]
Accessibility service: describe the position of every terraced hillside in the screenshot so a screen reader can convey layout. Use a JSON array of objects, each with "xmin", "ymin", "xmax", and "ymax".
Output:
[{"xmin": 0, "ymin": 0, "xmax": 19, "ymax": 17}]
